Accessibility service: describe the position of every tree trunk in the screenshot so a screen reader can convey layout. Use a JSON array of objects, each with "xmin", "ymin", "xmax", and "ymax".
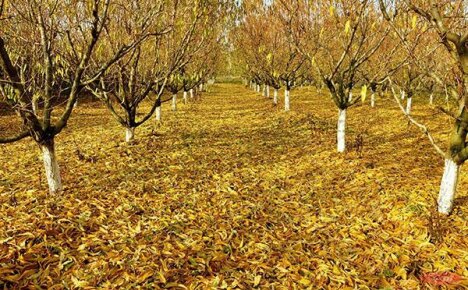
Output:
[
  {"xmin": 266, "ymin": 85, "xmax": 270, "ymax": 98},
  {"xmin": 190, "ymin": 89, "xmax": 194, "ymax": 99},
  {"xmin": 256, "ymin": 84, "xmax": 260, "ymax": 93},
  {"xmin": 172, "ymin": 94, "xmax": 177, "ymax": 112},
  {"xmin": 348, "ymin": 92, "xmax": 353, "ymax": 102},
  {"xmin": 284, "ymin": 89, "xmax": 290, "ymax": 111},
  {"xmin": 183, "ymin": 91, "xmax": 188, "ymax": 104},
  {"xmin": 337, "ymin": 109, "xmax": 346, "ymax": 153},
  {"xmin": 401, "ymin": 90, "xmax": 405, "ymax": 100},
  {"xmin": 155, "ymin": 105, "xmax": 162, "ymax": 122},
  {"xmin": 406, "ymin": 97, "xmax": 412, "ymax": 115},
  {"xmin": 430, "ymin": 94, "xmax": 434, "ymax": 105},
  {"xmin": 371, "ymin": 93, "xmax": 376, "ymax": 108},
  {"xmin": 41, "ymin": 139, "xmax": 62, "ymax": 194},
  {"xmin": 274, "ymin": 89, "xmax": 278, "ymax": 105},
  {"xmin": 125, "ymin": 127, "xmax": 135, "ymax": 142},
  {"xmin": 438, "ymin": 159, "xmax": 460, "ymax": 214}
]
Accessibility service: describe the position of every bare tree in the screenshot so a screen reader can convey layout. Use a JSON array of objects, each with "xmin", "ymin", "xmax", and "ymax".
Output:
[
  {"xmin": 0, "ymin": 0, "xmax": 158, "ymax": 193},
  {"xmin": 380, "ymin": 0, "xmax": 467, "ymax": 214}
]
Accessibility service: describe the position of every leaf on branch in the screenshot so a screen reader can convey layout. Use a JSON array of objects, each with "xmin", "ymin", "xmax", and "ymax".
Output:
[
  {"xmin": 411, "ymin": 15, "xmax": 418, "ymax": 30},
  {"xmin": 361, "ymin": 85, "xmax": 367, "ymax": 103},
  {"xmin": 344, "ymin": 20, "xmax": 351, "ymax": 35}
]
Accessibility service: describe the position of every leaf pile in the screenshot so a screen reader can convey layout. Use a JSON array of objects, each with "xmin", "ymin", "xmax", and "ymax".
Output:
[{"xmin": 0, "ymin": 84, "xmax": 467, "ymax": 289}]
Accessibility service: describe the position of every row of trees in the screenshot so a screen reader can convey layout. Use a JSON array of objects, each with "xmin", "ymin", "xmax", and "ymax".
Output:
[
  {"xmin": 233, "ymin": 0, "xmax": 467, "ymax": 215},
  {"xmin": 0, "ymin": 0, "xmax": 228, "ymax": 195}
]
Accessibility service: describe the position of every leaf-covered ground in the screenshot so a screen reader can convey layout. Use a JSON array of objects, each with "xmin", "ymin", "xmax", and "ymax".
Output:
[{"xmin": 0, "ymin": 84, "xmax": 467, "ymax": 289}]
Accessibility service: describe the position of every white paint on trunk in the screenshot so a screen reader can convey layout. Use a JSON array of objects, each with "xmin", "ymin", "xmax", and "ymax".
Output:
[
  {"xmin": 41, "ymin": 142, "xmax": 62, "ymax": 194},
  {"xmin": 401, "ymin": 90, "xmax": 405, "ymax": 100},
  {"xmin": 155, "ymin": 105, "xmax": 161, "ymax": 122},
  {"xmin": 190, "ymin": 89, "xmax": 194, "ymax": 99},
  {"xmin": 266, "ymin": 85, "xmax": 270, "ymax": 98},
  {"xmin": 337, "ymin": 109, "xmax": 346, "ymax": 153},
  {"xmin": 172, "ymin": 94, "xmax": 177, "ymax": 111},
  {"xmin": 406, "ymin": 97, "xmax": 412, "ymax": 115},
  {"xmin": 183, "ymin": 91, "xmax": 188, "ymax": 104},
  {"xmin": 273, "ymin": 89, "xmax": 278, "ymax": 105},
  {"xmin": 199, "ymin": 84, "xmax": 203, "ymax": 92},
  {"xmin": 430, "ymin": 94, "xmax": 434, "ymax": 105},
  {"xmin": 262, "ymin": 85, "xmax": 266, "ymax": 97},
  {"xmin": 284, "ymin": 90, "xmax": 290, "ymax": 111},
  {"xmin": 348, "ymin": 92, "xmax": 353, "ymax": 102},
  {"xmin": 438, "ymin": 159, "xmax": 460, "ymax": 214},
  {"xmin": 371, "ymin": 93, "xmax": 376, "ymax": 108},
  {"xmin": 256, "ymin": 84, "xmax": 260, "ymax": 93},
  {"xmin": 125, "ymin": 127, "xmax": 135, "ymax": 142}
]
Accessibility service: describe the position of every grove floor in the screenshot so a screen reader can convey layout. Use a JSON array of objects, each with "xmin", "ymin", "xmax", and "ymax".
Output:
[{"xmin": 0, "ymin": 84, "xmax": 467, "ymax": 289}]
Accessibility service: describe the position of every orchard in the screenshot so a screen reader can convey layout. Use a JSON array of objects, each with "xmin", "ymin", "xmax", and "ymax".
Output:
[{"xmin": 0, "ymin": 0, "xmax": 466, "ymax": 288}]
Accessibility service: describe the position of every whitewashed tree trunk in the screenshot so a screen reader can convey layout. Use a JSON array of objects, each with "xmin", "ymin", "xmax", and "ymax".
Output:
[
  {"xmin": 183, "ymin": 91, "xmax": 188, "ymax": 104},
  {"xmin": 262, "ymin": 85, "xmax": 266, "ymax": 97},
  {"xmin": 429, "ymin": 94, "xmax": 434, "ymax": 105},
  {"xmin": 401, "ymin": 90, "xmax": 405, "ymax": 100},
  {"xmin": 256, "ymin": 84, "xmax": 260, "ymax": 93},
  {"xmin": 438, "ymin": 159, "xmax": 460, "ymax": 214},
  {"xmin": 406, "ymin": 97, "xmax": 412, "ymax": 115},
  {"xmin": 41, "ymin": 141, "xmax": 62, "ymax": 194},
  {"xmin": 348, "ymin": 92, "xmax": 353, "ymax": 102},
  {"xmin": 266, "ymin": 85, "xmax": 270, "ymax": 98},
  {"xmin": 337, "ymin": 109, "xmax": 346, "ymax": 153},
  {"xmin": 273, "ymin": 89, "xmax": 278, "ymax": 105},
  {"xmin": 199, "ymin": 84, "xmax": 203, "ymax": 92},
  {"xmin": 284, "ymin": 89, "xmax": 290, "ymax": 111},
  {"xmin": 371, "ymin": 93, "xmax": 376, "ymax": 108},
  {"xmin": 190, "ymin": 89, "xmax": 194, "ymax": 99},
  {"xmin": 125, "ymin": 127, "xmax": 135, "ymax": 142},
  {"xmin": 172, "ymin": 94, "xmax": 177, "ymax": 112},
  {"xmin": 155, "ymin": 105, "xmax": 162, "ymax": 122}
]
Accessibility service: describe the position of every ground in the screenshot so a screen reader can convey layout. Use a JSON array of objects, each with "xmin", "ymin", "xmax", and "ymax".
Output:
[{"xmin": 0, "ymin": 84, "xmax": 467, "ymax": 289}]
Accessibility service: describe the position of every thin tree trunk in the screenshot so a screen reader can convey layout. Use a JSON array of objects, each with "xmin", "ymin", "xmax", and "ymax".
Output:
[
  {"xmin": 266, "ymin": 85, "xmax": 270, "ymax": 98},
  {"xmin": 41, "ymin": 139, "xmax": 62, "ymax": 194},
  {"xmin": 284, "ymin": 89, "xmax": 290, "ymax": 111},
  {"xmin": 371, "ymin": 93, "xmax": 376, "ymax": 108},
  {"xmin": 438, "ymin": 159, "xmax": 460, "ymax": 214},
  {"xmin": 348, "ymin": 92, "xmax": 353, "ymax": 102},
  {"xmin": 430, "ymin": 93, "xmax": 434, "ymax": 105},
  {"xmin": 172, "ymin": 94, "xmax": 177, "ymax": 112},
  {"xmin": 155, "ymin": 105, "xmax": 161, "ymax": 122},
  {"xmin": 183, "ymin": 91, "xmax": 188, "ymax": 104},
  {"xmin": 406, "ymin": 97, "xmax": 412, "ymax": 115},
  {"xmin": 401, "ymin": 90, "xmax": 405, "ymax": 100},
  {"xmin": 190, "ymin": 89, "xmax": 194, "ymax": 99},
  {"xmin": 337, "ymin": 109, "xmax": 346, "ymax": 153},
  {"xmin": 274, "ymin": 89, "xmax": 278, "ymax": 105},
  {"xmin": 125, "ymin": 127, "xmax": 135, "ymax": 142}
]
